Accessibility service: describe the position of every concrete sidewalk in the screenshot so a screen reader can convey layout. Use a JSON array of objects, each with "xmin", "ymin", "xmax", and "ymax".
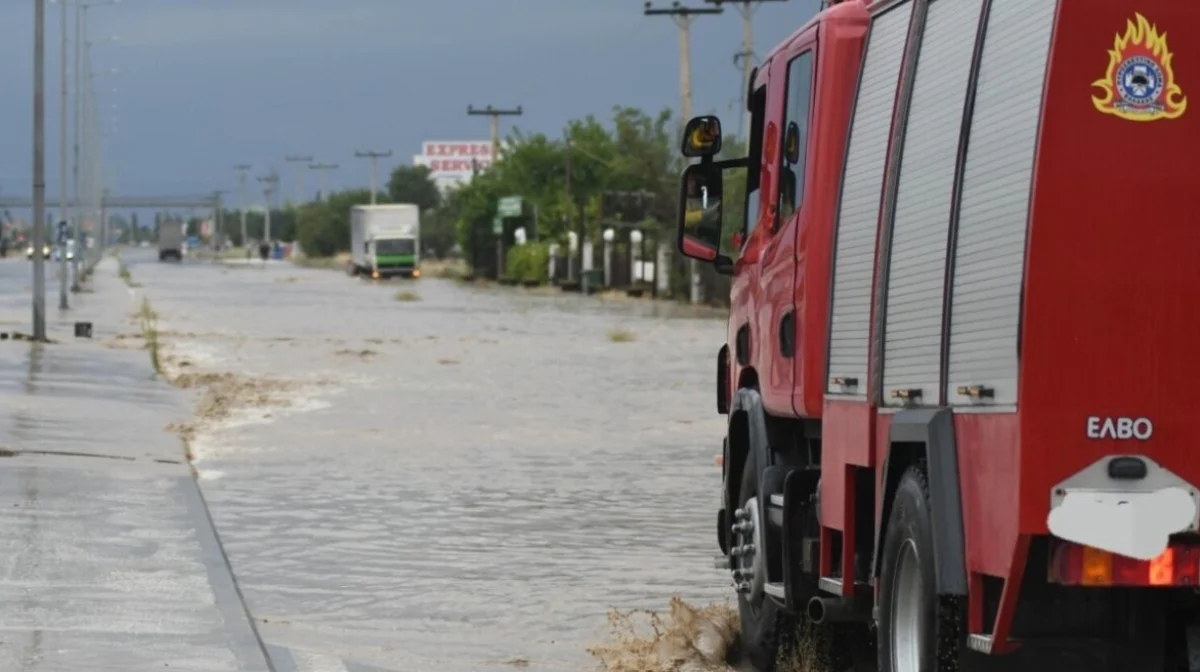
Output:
[{"xmin": 0, "ymin": 257, "xmax": 272, "ymax": 671}]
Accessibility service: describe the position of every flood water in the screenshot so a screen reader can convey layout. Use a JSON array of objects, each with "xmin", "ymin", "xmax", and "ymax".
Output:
[{"xmin": 118, "ymin": 250, "xmax": 737, "ymax": 672}]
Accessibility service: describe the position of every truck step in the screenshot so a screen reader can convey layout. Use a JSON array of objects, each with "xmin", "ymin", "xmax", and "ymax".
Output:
[
  {"xmin": 768, "ymin": 493, "xmax": 784, "ymax": 527},
  {"xmin": 966, "ymin": 634, "xmax": 996, "ymax": 654},
  {"xmin": 765, "ymin": 582, "xmax": 787, "ymax": 599}
]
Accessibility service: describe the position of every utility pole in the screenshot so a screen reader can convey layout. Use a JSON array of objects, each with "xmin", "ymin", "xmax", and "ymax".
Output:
[
  {"xmin": 564, "ymin": 130, "xmax": 582, "ymax": 281},
  {"xmin": 285, "ymin": 155, "xmax": 313, "ymax": 204},
  {"xmin": 309, "ymin": 163, "xmax": 338, "ymax": 201},
  {"xmin": 704, "ymin": 0, "xmax": 788, "ymax": 138},
  {"xmin": 467, "ymin": 104, "xmax": 522, "ymax": 162},
  {"xmin": 32, "ymin": 0, "xmax": 47, "ymax": 340},
  {"xmin": 57, "ymin": 0, "xmax": 69, "ymax": 309},
  {"xmin": 645, "ymin": 1, "xmax": 722, "ymax": 305},
  {"xmin": 234, "ymin": 163, "xmax": 250, "ymax": 246},
  {"xmin": 467, "ymin": 105, "xmax": 522, "ymax": 279},
  {"xmin": 211, "ymin": 189, "xmax": 226, "ymax": 251},
  {"xmin": 354, "ymin": 150, "xmax": 391, "ymax": 204},
  {"xmin": 258, "ymin": 172, "xmax": 278, "ymax": 242}
]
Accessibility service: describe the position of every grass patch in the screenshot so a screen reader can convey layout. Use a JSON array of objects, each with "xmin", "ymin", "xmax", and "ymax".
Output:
[
  {"xmin": 138, "ymin": 297, "xmax": 162, "ymax": 374},
  {"xmin": 290, "ymin": 253, "xmax": 350, "ymax": 270},
  {"xmin": 118, "ymin": 261, "xmax": 133, "ymax": 286},
  {"xmin": 420, "ymin": 258, "xmax": 468, "ymax": 279},
  {"xmin": 394, "ymin": 290, "xmax": 421, "ymax": 302},
  {"xmin": 607, "ymin": 326, "xmax": 637, "ymax": 343}
]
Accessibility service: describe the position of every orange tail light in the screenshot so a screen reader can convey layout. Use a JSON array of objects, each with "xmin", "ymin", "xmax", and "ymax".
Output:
[{"xmin": 1050, "ymin": 541, "xmax": 1200, "ymax": 587}]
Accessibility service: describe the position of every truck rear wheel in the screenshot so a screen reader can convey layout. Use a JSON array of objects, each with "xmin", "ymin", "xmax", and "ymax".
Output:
[
  {"xmin": 877, "ymin": 464, "xmax": 965, "ymax": 672},
  {"xmin": 733, "ymin": 452, "xmax": 793, "ymax": 671}
]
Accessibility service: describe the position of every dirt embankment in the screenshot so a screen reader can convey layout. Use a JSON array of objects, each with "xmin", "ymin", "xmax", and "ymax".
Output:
[{"xmin": 111, "ymin": 300, "xmax": 324, "ymax": 462}]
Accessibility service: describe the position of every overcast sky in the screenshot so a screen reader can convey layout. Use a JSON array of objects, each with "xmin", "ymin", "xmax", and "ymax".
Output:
[{"xmin": 0, "ymin": 0, "xmax": 820, "ymax": 204}]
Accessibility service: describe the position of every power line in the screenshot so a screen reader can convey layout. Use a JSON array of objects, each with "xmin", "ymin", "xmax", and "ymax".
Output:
[{"xmin": 354, "ymin": 150, "xmax": 391, "ymax": 205}]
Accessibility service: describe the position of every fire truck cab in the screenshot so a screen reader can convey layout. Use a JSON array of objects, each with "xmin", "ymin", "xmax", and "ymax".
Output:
[{"xmin": 676, "ymin": 0, "xmax": 1199, "ymax": 670}]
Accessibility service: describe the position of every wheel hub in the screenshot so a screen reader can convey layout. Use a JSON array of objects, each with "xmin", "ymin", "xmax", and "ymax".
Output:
[
  {"xmin": 890, "ymin": 539, "xmax": 924, "ymax": 671},
  {"xmin": 731, "ymin": 496, "xmax": 765, "ymax": 604}
]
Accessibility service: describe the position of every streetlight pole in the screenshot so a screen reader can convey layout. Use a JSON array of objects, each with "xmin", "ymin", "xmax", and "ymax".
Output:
[
  {"xmin": 645, "ymin": 1, "xmax": 722, "ymax": 305},
  {"xmin": 32, "ymin": 0, "xmax": 47, "ymax": 340},
  {"xmin": 73, "ymin": 0, "xmax": 119, "ymax": 267},
  {"xmin": 285, "ymin": 155, "xmax": 313, "ymax": 204},
  {"xmin": 467, "ymin": 105, "xmax": 522, "ymax": 279},
  {"xmin": 354, "ymin": 150, "xmax": 391, "ymax": 204},
  {"xmin": 308, "ymin": 163, "xmax": 338, "ymax": 201},
  {"xmin": 57, "ymin": 0, "xmax": 69, "ymax": 308}
]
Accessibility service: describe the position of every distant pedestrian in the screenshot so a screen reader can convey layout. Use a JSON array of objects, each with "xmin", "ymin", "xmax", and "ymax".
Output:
[{"xmin": 259, "ymin": 241, "xmax": 270, "ymax": 264}]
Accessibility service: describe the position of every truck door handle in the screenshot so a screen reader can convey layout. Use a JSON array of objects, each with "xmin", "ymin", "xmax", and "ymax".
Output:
[{"xmin": 779, "ymin": 310, "xmax": 795, "ymax": 359}]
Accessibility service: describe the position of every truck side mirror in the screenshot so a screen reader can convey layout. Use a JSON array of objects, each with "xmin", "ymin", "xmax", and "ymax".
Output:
[
  {"xmin": 677, "ymin": 162, "xmax": 725, "ymax": 263},
  {"xmin": 682, "ymin": 116, "xmax": 723, "ymax": 158}
]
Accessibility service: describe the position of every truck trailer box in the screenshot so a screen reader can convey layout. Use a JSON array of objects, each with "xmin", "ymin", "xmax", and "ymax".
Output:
[
  {"xmin": 349, "ymin": 204, "xmax": 420, "ymax": 279},
  {"xmin": 158, "ymin": 221, "xmax": 184, "ymax": 262}
]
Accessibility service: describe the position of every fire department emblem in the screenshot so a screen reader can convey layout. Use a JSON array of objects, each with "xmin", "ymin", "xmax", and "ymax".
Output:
[{"xmin": 1092, "ymin": 13, "xmax": 1187, "ymax": 122}]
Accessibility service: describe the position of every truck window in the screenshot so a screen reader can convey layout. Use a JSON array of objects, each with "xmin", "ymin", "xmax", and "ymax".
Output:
[
  {"xmin": 742, "ymin": 84, "xmax": 768, "ymax": 244},
  {"xmin": 777, "ymin": 51, "xmax": 814, "ymax": 230},
  {"xmin": 377, "ymin": 239, "xmax": 415, "ymax": 255}
]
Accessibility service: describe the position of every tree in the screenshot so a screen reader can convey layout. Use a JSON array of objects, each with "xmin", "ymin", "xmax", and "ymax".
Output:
[
  {"xmin": 294, "ymin": 188, "xmax": 379, "ymax": 257},
  {"xmin": 443, "ymin": 106, "xmax": 694, "ymax": 289},
  {"xmin": 386, "ymin": 165, "xmax": 441, "ymax": 212}
]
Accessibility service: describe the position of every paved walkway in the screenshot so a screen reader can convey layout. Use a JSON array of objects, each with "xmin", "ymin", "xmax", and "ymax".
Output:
[{"xmin": 0, "ymin": 256, "xmax": 273, "ymax": 671}]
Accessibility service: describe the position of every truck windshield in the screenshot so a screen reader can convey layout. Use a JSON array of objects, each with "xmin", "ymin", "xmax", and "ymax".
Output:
[{"xmin": 376, "ymin": 239, "xmax": 415, "ymax": 255}]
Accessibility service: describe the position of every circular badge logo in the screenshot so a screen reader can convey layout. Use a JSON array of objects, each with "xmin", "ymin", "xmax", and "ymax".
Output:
[{"xmin": 1116, "ymin": 55, "xmax": 1165, "ymax": 107}]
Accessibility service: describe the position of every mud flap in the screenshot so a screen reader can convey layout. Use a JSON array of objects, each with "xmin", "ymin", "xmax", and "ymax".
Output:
[{"xmin": 873, "ymin": 408, "xmax": 967, "ymax": 595}]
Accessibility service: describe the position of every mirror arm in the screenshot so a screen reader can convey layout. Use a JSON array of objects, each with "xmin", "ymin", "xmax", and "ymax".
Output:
[
  {"xmin": 712, "ymin": 157, "xmax": 748, "ymax": 170},
  {"xmin": 713, "ymin": 255, "xmax": 734, "ymax": 276}
]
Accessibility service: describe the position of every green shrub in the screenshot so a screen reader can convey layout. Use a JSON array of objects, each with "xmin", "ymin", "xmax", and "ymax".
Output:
[{"xmin": 505, "ymin": 242, "xmax": 550, "ymax": 284}]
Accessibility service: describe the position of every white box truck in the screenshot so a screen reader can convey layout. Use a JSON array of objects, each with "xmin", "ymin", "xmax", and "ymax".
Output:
[
  {"xmin": 349, "ymin": 204, "xmax": 420, "ymax": 279},
  {"xmin": 158, "ymin": 220, "xmax": 184, "ymax": 262}
]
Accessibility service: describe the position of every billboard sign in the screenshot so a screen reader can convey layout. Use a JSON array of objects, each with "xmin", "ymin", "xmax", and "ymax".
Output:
[{"xmin": 413, "ymin": 140, "xmax": 494, "ymax": 192}]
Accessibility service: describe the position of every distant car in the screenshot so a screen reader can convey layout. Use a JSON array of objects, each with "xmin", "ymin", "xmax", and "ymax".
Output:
[
  {"xmin": 51, "ymin": 242, "xmax": 76, "ymax": 262},
  {"xmin": 25, "ymin": 244, "xmax": 50, "ymax": 260}
]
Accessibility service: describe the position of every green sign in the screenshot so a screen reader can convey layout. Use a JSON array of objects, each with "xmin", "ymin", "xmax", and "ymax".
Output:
[
  {"xmin": 492, "ymin": 216, "xmax": 503, "ymax": 235},
  {"xmin": 497, "ymin": 196, "xmax": 523, "ymax": 218}
]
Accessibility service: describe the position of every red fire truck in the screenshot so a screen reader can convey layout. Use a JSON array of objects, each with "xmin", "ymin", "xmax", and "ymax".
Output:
[{"xmin": 676, "ymin": 0, "xmax": 1197, "ymax": 669}]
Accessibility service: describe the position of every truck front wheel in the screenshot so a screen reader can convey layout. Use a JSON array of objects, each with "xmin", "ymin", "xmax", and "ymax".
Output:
[
  {"xmin": 877, "ymin": 464, "xmax": 966, "ymax": 672},
  {"xmin": 733, "ymin": 452, "xmax": 793, "ymax": 671}
]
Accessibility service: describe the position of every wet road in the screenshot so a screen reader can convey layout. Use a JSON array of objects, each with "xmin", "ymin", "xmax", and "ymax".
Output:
[{"xmin": 120, "ymin": 249, "xmax": 734, "ymax": 672}]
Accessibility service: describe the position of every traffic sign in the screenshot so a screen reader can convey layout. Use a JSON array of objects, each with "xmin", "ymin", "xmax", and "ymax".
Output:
[{"xmin": 497, "ymin": 196, "xmax": 522, "ymax": 218}]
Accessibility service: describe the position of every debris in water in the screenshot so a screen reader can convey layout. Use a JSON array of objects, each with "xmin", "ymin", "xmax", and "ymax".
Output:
[{"xmin": 587, "ymin": 597, "xmax": 739, "ymax": 672}]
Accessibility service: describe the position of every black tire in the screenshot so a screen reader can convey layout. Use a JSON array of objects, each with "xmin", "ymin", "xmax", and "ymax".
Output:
[
  {"xmin": 877, "ymin": 463, "xmax": 966, "ymax": 672},
  {"xmin": 735, "ymin": 451, "xmax": 793, "ymax": 672}
]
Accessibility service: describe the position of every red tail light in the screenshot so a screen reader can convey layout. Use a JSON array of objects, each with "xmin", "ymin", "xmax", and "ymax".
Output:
[{"xmin": 1049, "ymin": 540, "xmax": 1200, "ymax": 587}]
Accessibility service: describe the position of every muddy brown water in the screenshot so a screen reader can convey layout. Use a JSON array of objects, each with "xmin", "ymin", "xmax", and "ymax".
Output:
[{"xmin": 120, "ymin": 250, "xmax": 752, "ymax": 672}]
